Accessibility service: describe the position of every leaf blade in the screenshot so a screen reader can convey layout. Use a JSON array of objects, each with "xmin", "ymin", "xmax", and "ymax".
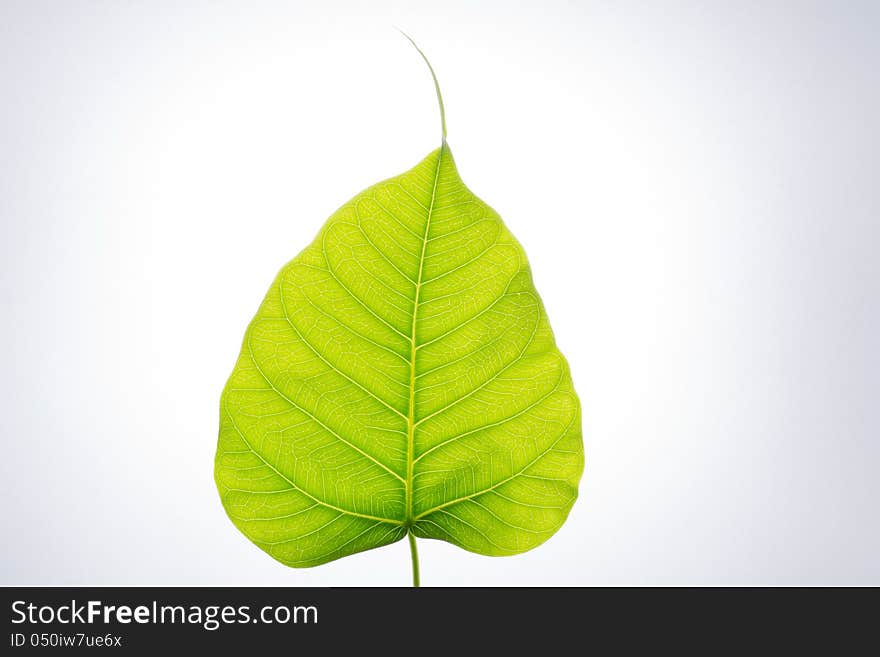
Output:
[{"xmin": 216, "ymin": 143, "xmax": 583, "ymax": 568}]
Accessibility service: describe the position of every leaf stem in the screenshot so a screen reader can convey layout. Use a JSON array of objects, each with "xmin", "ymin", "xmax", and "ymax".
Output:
[
  {"xmin": 398, "ymin": 29, "xmax": 447, "ymax": 142},
  {"xmin": 408, "ymin": 530, "xmax": 421, "ymax": 587}
]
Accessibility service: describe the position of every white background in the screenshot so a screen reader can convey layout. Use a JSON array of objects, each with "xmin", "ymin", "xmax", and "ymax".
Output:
[{"xmin": 2, "ymin": 1, "xmax": 878, "ymax": 585}]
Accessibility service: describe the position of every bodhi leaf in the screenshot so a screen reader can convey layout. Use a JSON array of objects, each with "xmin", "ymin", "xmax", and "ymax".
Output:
[{"xmin": 214, "ymin": 37, "xmax": 584, "ymax": 585}]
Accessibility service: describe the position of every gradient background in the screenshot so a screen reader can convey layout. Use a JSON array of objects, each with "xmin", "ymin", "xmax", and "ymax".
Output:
[{"xmin": 2, "ymin": 1, "xmax": 878, "ymax": 585}]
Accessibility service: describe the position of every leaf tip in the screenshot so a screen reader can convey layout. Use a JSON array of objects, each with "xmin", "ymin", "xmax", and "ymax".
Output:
[{"xmin": 395, "ymin": 28, "xmax": 447, "ymax": 143}]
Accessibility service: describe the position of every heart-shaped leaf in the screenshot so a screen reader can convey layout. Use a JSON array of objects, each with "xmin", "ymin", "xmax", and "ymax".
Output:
[{"xmin": 215, "ymin": 39, "xmax": 583, "ymax": 585}]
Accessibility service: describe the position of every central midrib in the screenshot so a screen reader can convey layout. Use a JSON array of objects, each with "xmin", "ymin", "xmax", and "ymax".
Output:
[{"xmin": 405, "ymin": 145, "xmax": 444, "ymax": 527}]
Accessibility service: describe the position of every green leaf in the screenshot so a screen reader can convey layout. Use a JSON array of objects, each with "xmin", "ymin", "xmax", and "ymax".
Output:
[{"xmin": 214, "ymin": 42, "xmax": 583, "ymax": 584}]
